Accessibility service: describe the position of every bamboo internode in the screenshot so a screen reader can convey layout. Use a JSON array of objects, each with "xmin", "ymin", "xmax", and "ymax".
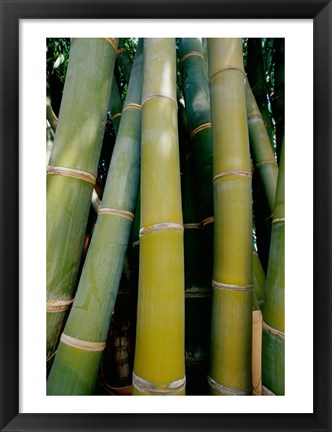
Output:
[
  {"xmin": 178, "ymin": 39, "xmax": 214, "ymax": 393},
  {"xmin": 132, "ymin": 38, "xmax": 185, "ymax": 396},
  {"xmin": 46, "ymin": 38, "xmax": 118, "ymax": 372},
  {"xmin": 208, "ymin": 38, "xmax": 253, "ymax": 395},
  {"xmin": 262, "ymin": 139, "xmax": 285, "ymax": 395},
  {"xmin": 245, "ymin": 80, "xmax": 278, "ymax": 215}
]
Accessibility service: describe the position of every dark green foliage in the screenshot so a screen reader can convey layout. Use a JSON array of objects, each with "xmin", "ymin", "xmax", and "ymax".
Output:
[{"xmin": 46, "ymin": 38, "xmax": 71, "ymax": 115}]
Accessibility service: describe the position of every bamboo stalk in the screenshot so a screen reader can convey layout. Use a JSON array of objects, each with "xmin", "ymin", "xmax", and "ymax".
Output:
[
  {"xmin": 246, "ymin": 80, "xmax": 278, "ymax": 215},
  {"xmin": 109, "ymin": 77, "xmax": 123, "ymax": 134},
  {"xmin": 178, "ymin": 41, "xmax": 213, "ymax": 392},
  {"xmin": 132, "ymin": 38, "xmax": 185, "ymax": 396},
  {"xmin": 177, "ymin": 37, "xmax": 213, "ymax": 219},
  {"xmin": 47, "ymin": 39, "xmax": 143, "ymax": 395},
  {"xmin": 246, "ymin": 80, "xmax": 278, "ymax": 271},
  {"xmin": 46, "ymin": 38, "xmax": 118, "ymax": 372},
  {"xmin": 181, "ymin": 130, "xmax": 211, "ymax": 395},
  {"xmin": 208, "ymin": 38, "xmax": 253, "ymax": 395},
  {"xmin": 262, "ymin": 138, "xmax": 285, "ymax": 395}
]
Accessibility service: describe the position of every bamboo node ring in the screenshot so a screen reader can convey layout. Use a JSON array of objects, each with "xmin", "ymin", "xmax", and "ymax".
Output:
[
  {"xmin": 208, "ymin": 375, "xmax": 252, "ymax": 395},
  {"xmin": 263, "ymin": 321, "xmax": 285, "ymax": 340},
  {"xmin": 105, "ymin": 38, "xmax": 117, "ymax": 52},
  {"xmin": 247, "ymin": 109, "xmax": 262, "ymax": 120},
  {"xmin": 255, "ymin": 159, "xmax": 278, "ymax": 169},
  {"xmin": 272, "ymin": 217, "xmax": 285, "ymax": 225},
  {"xmin": 141, "ymin": 92, "xmax": 178, "ymax": 109},
  {"xmin": 202, "ymin": 216, "xmax": 214, "ymax": 226},
  {"xmin": 183, "ymin": 222, "xmax": 202, "ymax": 229},
  {"xmin": 180, "ymin": 50, "xmax": 205, "ymax": 63},
  {"xmin": 139, "ymin": 222, "xmax": 184, "ymax": 237},
  {"xmin": 185, "ymin": 288, "xmax": 212, "ymax": 298},
  {"xmin": 60, "ymin": 333, "xmax": 106, "ymax": 352},
  {"xmin": 47, "ymin": 165, "xmax": 96, "ymax": 185},
  {"xmin": 111, "ymin": 112, "xmax": 122, "ymax": 121},
  {"xmin": 46, "ymin": 349, "xmax": 58, "ymax": 363},
  {"xmin": 213, "ymin": 169, "xmax": 252, "ymax": 181},
  {"xmin": 98, "ymin": 207, "xmax": 135, "ymax": 222},
  {"xmin": 117, "ymin": 47, "xmax": 127, "ymax": 56},
  {"xmin": 212, "ymin": 280, "xmax": 253, "ymax": 293},
  {"xmin": 209, "ymin": 65, "xmax": 247, "ymax": 83},
  {"xmin": 47, "ymin": 298, "xmax": 74, "ymax": 313},
  {"xmin": 122, "ymin": 102, "xmax": 141, "ymax": 111},
  {"xmin": 191, "ymin": 122, "xmax": 212, "ymax": 139},
  {"xmin": 132, "ymin": 371, "xmax": 186, "ymax": 394}
]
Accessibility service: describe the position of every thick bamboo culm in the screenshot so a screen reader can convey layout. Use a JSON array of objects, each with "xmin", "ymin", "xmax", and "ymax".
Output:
[
  {"xmin": 46, "ymin": 38, "xmax": 118, "ymax": 372},
  {"xmin": 178, "ymin": 39, "xmax": 213, "ymax": 394},
  {"xmin": 132, "ymin": 38, "xmax": 185, "ymax": 396},
  {"xmin": 208, "ymin": 38, "xmax": 253, "ymax": 395},
  {"xmin": 262, "ymin": 138, "xmax": 285, "ymax": 395},
  {"xmin": 177, "ymin": 38, "xmax": 213, "ymax": 220},
  {"xmin": 182, "ymin": 134, "xmax": 211, "ymax": 395},
  {"xmin": 178, "ymin": 37, "xmax": 214, "ymax": 289},
  {"xmin": 246, "ymin": 80, "xmax": 278, "ymax": 215},
  {"xmin": 47, "ymin": 39, "xmax": 143, "ymax": 395}
]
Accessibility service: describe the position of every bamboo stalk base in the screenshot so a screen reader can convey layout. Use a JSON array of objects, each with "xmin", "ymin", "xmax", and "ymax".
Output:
[{"xmin": 262, "ymin": 328, "xmax": 285, "ymax": 395}]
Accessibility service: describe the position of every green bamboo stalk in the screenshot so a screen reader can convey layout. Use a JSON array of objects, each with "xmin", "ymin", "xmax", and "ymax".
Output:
[
  {"xmin": 132, "ymin": 38, "xmax": 185, "ymax": 396},
  {"xmin": 177, "ymin": 37, "xmax": 213, "ymax": 221},
  {"xmin": 246, "ymin": 80, "xmax": 278, "ymax": 215},
  {"xmin": 109, "ymin": 77, "xmax": 123, "ymax": 134},
  {"xmin": 208, "ymin": 38, "xmax": 253, "ymax": 395},
  {"xmin": 178, "ymin": 36, "xmax": 214, "ymax": 303},
  {"xmin": 262, "ymin": 138, "xmax": 285, "ymax": 395},
  {"xmin": 246, "ymin": 79, "xmax": 279, "ymax": 271},
  {"xmin": 96, "ymin": 273, "xmax": 134, "ymax": 395},
  {"xmin": 47, "ymin": 39, "xmax": 143, "ymax": 395},
  {"xmin": 46, "ymin": 38, "xmax": 118, "ymax": 372},
  {"xmin": 181, "ymin": 126, "xmax": 211, "ymax": 395}
]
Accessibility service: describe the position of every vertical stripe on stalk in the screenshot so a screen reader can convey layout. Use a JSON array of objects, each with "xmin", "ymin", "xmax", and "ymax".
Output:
[
  {"xmin": 47, "ymin": 39, "xmax": 143, "ymax": 395},
  {"xmin": 208, "ymin": 38, "xmax": 253, "ymax": 395},
  {"xmin": 133, "ymin": 38, "xmax": 185, "ymax": 395},
  {"xmin": 46, "ymin": 38, "xmax": 118, "ymax": 371}
]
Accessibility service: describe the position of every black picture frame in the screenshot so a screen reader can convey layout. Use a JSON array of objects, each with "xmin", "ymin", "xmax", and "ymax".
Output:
[{"xmin": 1, "ymin": 0, "xmax": 331, "ymax": 431}]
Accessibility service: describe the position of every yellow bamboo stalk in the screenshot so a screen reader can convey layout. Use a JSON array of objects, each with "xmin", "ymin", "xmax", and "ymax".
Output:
[
  {"xmin": 208, "ymin": 38, "xmax": 253, "ymax": 395},
  {"xmin": 132, "ymin": 38, "xmax": 185, "ymax": 396}
]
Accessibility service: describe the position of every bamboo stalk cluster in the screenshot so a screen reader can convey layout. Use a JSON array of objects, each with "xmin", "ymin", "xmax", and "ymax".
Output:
[{"xmin": 46, "ymin": 37, "xmax": 284, "ymax": 396}]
